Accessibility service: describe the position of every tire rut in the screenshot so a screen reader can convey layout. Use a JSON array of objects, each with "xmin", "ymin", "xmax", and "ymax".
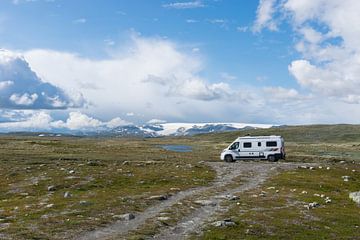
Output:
[{"xmin": 77, "ymin": 162, "xmax": 311, "ymax": 240}]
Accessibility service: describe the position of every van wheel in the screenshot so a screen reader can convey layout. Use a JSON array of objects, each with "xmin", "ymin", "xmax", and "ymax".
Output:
[
  {"xmin": 224, "ymin": 155, "xmax": 234, "ymax": 162},
  {"xmin": 268, "ymin": 155, "xmax": 276, "ymax": 162}
]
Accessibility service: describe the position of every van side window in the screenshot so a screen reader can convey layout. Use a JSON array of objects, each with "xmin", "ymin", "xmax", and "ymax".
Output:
[
  {"xmin": 258, "ymin": 142, "xmax": 261, "ymax": 147},
  {"xmin": 229, "ymin": 142, "xmax": 239, "ymax": 150},
  {"xmin": 243, "ymin": 142, "xmax": 252, "ymax": 148},
  {"xmin": 266, "ymin": 141, "xmax": 277, "ymax": 147}
]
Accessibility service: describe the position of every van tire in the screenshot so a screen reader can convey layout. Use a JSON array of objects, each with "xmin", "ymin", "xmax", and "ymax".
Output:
[
  {"xmin": 224, "ymin": 155, "xmax": 234, "ymax": 162},
  {"xmin": 267, "ymin": 155, "xmax": 276, "ymax": 162}
]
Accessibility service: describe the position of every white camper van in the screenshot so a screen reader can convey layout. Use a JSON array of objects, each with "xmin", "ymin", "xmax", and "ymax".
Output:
[{"xmin": 220, "ymin": 136, "xmax": 285, "ymax": 162}]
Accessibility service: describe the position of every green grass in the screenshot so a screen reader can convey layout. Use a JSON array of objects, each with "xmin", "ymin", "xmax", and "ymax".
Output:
[
  {"xmin": 1, "ymin": 124, "xmax": 360, "ymax": 239},
  {"xmin": 197, "ymin": 164, "xmax": 360, "ymax": 240}
]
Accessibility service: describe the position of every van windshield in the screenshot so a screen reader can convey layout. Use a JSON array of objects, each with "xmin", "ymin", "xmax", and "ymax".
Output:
[{"xmin": 229, "ymin": 142, "xmax": 239, "ymax": 150}]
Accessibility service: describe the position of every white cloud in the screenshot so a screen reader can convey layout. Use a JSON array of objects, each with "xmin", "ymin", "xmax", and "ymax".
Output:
[
  {"xmin": 0, "ymin": 111, "xmax": 53, "ymax": 131},
  {"xmin": 0, "ymin": 49, "xmax": 85, "ymax": 109},
  {"xmin": 147, "ymin": 119, "xmax": 167, "ymax": 124},
  {"xmin": 73, "ymin": 18, "xmax": 87, "ymax": 24},
  {"xmin": 237, "ymin": 26, "xmax": 249, "ymax": 32},
  {"xmin": 0, "ymin": 111, "xmax": 130, "ymax": 132},
  {"xmin": 9, "ymin": 93, "xmax": 38, "ymax": 106},
  {"xmin": 24, "ymin": 35, "xmax": 240, "ymax": 122},
  {"xmin": 255, "ymin": 0, "xmax": 360, "ymax": 105},
  {"xmin": 220, "ymin": 72, "xmax": 237, "ymax": 81},
  {"xmin": 55, "ymin": 112, "xmax": 130, "ymax": 130},
  {"xmin": 0, "ymin": 80, "xmax": 14, "ymax": 90},
  {"xmin": 263, "ymin": 86, "xmax": 309, "ymax": 102},
  {"xmin": 253, "ymin": 0, "xmax": 278, "ymax": 32},
  {"xmin": 162, "ymin": 1, "xmax": 205, "ymax": 9},
  {"xmin": 186, "ymin": 19, "xmax": 198, "ymax": 23}
]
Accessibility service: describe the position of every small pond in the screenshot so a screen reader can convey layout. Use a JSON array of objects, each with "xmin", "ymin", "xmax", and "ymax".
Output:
[{"xmin": 161, "ymin": 145, "xmax": 193, "ymax": 152}]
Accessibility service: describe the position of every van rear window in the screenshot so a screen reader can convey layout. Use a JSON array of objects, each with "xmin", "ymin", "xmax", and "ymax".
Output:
[
  {"xmin": 243, "ymin": 142, "xmax": 252, "ymax": 148},
  {"xmin": 266, "ymin": 141, "xmax": 277, "ymax": 147}
]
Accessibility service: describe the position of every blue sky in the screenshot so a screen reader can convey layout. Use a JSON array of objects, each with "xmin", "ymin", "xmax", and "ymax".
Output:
[{"xmin": 1, "ymin": 0, "xmax": 360, "ymax": 131}]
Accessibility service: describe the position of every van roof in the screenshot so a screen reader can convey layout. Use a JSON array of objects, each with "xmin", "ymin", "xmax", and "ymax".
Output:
[{"xmin": 236, "ymin": 135, "xmax": 282, "ymax": 140}]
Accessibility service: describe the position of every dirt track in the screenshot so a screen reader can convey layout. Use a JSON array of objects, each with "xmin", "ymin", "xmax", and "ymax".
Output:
[{"xmin": 78, "ymin": 161, "xmax": 311, "ymax": 240}]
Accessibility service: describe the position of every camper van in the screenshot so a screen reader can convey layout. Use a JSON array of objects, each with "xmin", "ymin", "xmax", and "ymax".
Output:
[{"xmin": 220, "ymin": 136, "xmax": 285, "ymax": 162}]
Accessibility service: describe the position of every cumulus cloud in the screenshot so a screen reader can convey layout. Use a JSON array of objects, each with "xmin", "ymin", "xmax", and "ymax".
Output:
[
  {"xmin": 253, "ymin": 0, "xmax": 278, "ymax": 32},
  {"xmin": 24, "ymin": 35, "xmax": 242, "ymax": 122},
  {"xmin": 0, "ymin": 111, "xmax": 130, "ymax": 132},
  {"xmin": 0, "ymin": 49, "xmax": 85, "ymax": 109},
  {"xmin": 263, "ymin": 86, "xmax": 310, "ymax": 102},
  {"xmin": 255, "ymin": 0, "xmax": 360, "ymax": 104},
  {"xmin": 162, "ymin": 1, "xmax": 205, "ymax": 9}
]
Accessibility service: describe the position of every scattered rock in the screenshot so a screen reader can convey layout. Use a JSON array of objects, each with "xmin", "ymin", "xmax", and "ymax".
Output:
[
  {"xmin": 325, "ymin": 197, "xmax": 332, "ymax": 204},
  {"xmin": 326, "ymin": 167, "xmax": 331, "ymax": 170},
  {"xmin": 45, "ymin": 203, "xmax": 54, "ymax": 208},
  {"xmin": 340, "ymin": 161, "xmax": 346, "ymax": 164},
  {"xmin": 69, "ymin": 170, "xmax": 75, "ymax": 174},
  {"xmin": 267, "ymin": 186, "xmax": 275, "ymax": 190},
  {"xmin": 309, "ymin": 167, "xmax": 315, "ymax": 170},
  {"xmin": 194, "ymin": 200, "xmax": 217, "ymax": 206},
  {"xmin": 318, "ymin": 166, "xmax": 323, "ymax": 169},
  {"xmin": 211, "ymin": 219, "xmax": 236, "ymax": 227},
  {"xmin": 47, "ymin": 185, "xmax": 56, "ymax": 191},
  {"xmin": 320, "ymin": 194, "xmax": 325, "ymax": 198},
  {"xmin": 349, "ymin": 191, "xmax": 360, "ymax": 204},
  {"xmin": 301, "ymin": 191, "xmax": 308, "ymax": 194},
  {"xmin": 275, "ymin": 190, "xmax": 280, "ymax": 193},
  {"xmin": 170, "ymin": 188, "xmax": 181, "ymax": 191},
  {"xmin": 342, "ymin": 176, "xmax": 350, "ymax": 182},
  {"xmin": 305, "ymin": 202, "xmax": 320, "ymax": 209},
  {"xmin": 64, "ymin": 191, "xmax": 72, "ymax": 198},
  {"xmin": 290, "ymin": 189, "xmax": 297, "ymax": 192},
  {"xmin": 79, "ymin": 200, "xmax": 91, "ymax": 206},
  {"xmin": 157, "ymin": 216, "xmax": 170, "ymax": 221},
  {"xmin": 113, "ymin": 213, "xmax": 135, "ymax": 221},
  {"xmin": 314, "ymin": 193, "xmax": 320, "ymax": 197},
  {"xmin": 148, "ymin": 195, "xmax": 169, "ymax": 201},
  {"xmin": 122, "ymin": 161, "xmax": 129, "ymax": 165}
]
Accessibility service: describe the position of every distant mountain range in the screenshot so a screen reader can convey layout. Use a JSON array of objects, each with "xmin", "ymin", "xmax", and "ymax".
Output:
[{"xmin": 4, "ymin": 122, "xmax": 274, "ymax": 137}]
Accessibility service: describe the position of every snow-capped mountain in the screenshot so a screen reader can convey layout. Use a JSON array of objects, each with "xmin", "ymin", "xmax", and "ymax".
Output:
[
  {"xmin": 107, "ymin": 122, "xmax": 273, "ymax": 137},
  {"xmin": 9, "ymin": 122, "xmax": 274, "ymax": 137}
]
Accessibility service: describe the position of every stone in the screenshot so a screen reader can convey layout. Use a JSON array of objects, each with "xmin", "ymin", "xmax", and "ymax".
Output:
[
  {"xmin": 113, "ymin": 213, "xmax": 135, "ymax": 221},
  {"xmin": 69, "ymin": 170, "xmax": 75, "ymax": 174},
  {"xmin": 305, "ymin": 202, "xmax": 320, "ymax": 209},
  {"xmin": 326, "ymin": 167, "xmax": 331, "ymax": 170},
  {"xmin": 267, "ymin": 187, "xmax": 275, "ymax": 190},
  {"xmin": 194, "ymin": 200, "xmax": 217, "ymax": 206},
  {"xmin": 301, "ymin": 191, "xmax": 308, "ymax": 194},
  {"xmin": 342, "ymin": 176, "xmax": 350, "ymax": 182},
  {"xmin": 148, "ymin": 195, "xmax": 169, "ymax": 201},
  {"xmin": 325, "ymin": 197, "xmax": 332, "ymax": 204},
  {"xmin": 157, "ymin": 216, "xmax": 170, "ymax": 221},
  {"xmin": 47, "ymin": 185, "xmax": 56, "ymax": 191},
  {"xmin": 211, "ymin": 219, "xmax": 236, "ymax": 227},
  {"xmin": 64, "ymin": 191, "xmax": 72, "ymax": 198},
  {"xmin": 349, "ymin": 191, "xmax": 360, "ymax": 204},
  {"xmin": 45, "ymin": 203, "xmax": 54, "ymax": 208}
]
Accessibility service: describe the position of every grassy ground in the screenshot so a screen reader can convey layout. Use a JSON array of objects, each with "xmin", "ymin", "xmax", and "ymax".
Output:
[
  {"xmin": 0, "ymin": 136, "xmax": 216, "ymax": 239},
  {"xmin": 1, "ymin": 124, "xmax": 360, "ymax": 239},
  {"xmin": 198, "ymin": 163, "xmax": 360, "ymax": 239}
]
